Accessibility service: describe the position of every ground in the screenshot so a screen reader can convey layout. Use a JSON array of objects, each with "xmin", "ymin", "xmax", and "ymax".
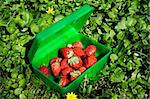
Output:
[{"xmin": 0, "ymin": 0, "xmax": 149, "ymax": 99}]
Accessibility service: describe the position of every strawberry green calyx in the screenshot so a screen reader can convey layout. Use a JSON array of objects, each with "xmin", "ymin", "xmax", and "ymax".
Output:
[
  {"xmin": 70, "ymin": 70, "xmax": 81, "ymax": 76},
  {"xmin": 50, "ymin": 57, "xmax": 62, "ymax": 65},
  {"xmin": 67, "ymin": 44, "xmax": 72, "ymax": 48},
  {"xmin": 52, "ymin": 62, "xmax": 60, "ymax": 66},
  {"xmin": 68, "ymin": 56, "xmax": 79, "ymax": 65},
  {"xmin": 67, "ymin": 50, "xmax": 74, "ymax": 58}
]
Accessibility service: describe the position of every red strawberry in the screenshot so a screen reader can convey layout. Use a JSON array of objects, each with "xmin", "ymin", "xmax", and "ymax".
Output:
[
  {"xmin": 70, "ymin": 71, "xmax": 81, "ymax": 81},
  {"xmin": 84, "ymin": 55, "xmax": 97, "ymax": 68},
  {"xmin": 38, "ymin": 66, "xmax": 50, "ymax": 76},
  {"xmin": 60, "ymin": 58, "xmax": 69, "ymax": 70},
  {"xmin": 78, "ymin": 66, "xmax": 86, "ymax": 73},
  {"xmin": 61, "ymin": 67, "xmax": 74, "ymax": 76},
  {"xmin": 59, "ymin": 76, "xmax": 70, "ymax": 87},
  {"xmin": 73, "ymin": 47, "xmax": 85, "ymax": 57},
  {"xmin": 68, "ymin": 56, "xmax": 83, "ymax": 69},
  {"xmin": 51, "ymin": 62, "xmax": 61, "ymax": 77},
  {"xmin": 50, "ymin": 57, "xmax": 62, "ymax": 65},
  {"xmin": 72, "ymin": 41, "xmax": 83, "ymax": 49},
  {"xmin": 60, "ymin": 47, "xmax": 74, "ymax": 58},
  {"xmin": 84, "ymin": 45, "xmax": 96, "ymax": 56}
]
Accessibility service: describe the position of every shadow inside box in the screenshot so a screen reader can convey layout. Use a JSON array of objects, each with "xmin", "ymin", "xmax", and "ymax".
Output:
[
  {"xmin": 96, "ymin": 54, "xmax": 105, "ymax": 60},
  {"xmin": 24, "ymin": 39, "xmax": 34, "ymax": 71}
]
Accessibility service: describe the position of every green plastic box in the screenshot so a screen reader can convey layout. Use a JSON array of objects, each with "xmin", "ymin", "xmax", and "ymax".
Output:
[{"xmin": 28, "ymin": 5, "xmax": 111, "ymax": 94}]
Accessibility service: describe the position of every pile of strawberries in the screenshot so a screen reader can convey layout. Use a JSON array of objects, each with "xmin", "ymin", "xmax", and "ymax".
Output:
[{"xmin": 38, "ymin": 41, "xmax": 97, "ymax": 87}]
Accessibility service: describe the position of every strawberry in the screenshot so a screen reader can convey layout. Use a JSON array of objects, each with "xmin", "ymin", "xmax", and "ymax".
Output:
[
  {"xmin": 50, "ymin": 57, "xmax": 62, "ymax": 65},
  {"xmin": 61, "ymin": 67, "xmax": 74, "ymax": 76},
  {"xmin": 84, "ymin": 45, "xmax": 96, "ymax": 56},
  {"xmin": 60, "ymin": 58, "xmax": 69, "ymax": 70},
  {"xmin": 72, "ymin": 41, "xmax": 83, "ymax": 49},
  {"xmin": 73, "ymin": 47, "xmax": 85, "ymax": 57},
  {"xmin": 84, "ymin": 55, "xmax": 97, "ymax": 68},
  {"xmin": 78, "ymin": 66, "xmax": 86, "ymax": 73},
  {"xmin": 38, "ymin": 66, "xmax": 50, "ymax": 76},
  {"xmin": 59, "ymin": 76, "xmax": 70, "ymax": 87},
  {"xmin": 68, "ymin": 56, "xmax": 83, "ymax": 69},
  {"xmin": 60, "ymin": 47, "xmax": 74, "ymax": 58},
  {"xmin": 70, "ymin": 71, "xmax": 81, "ymax": 81},
  {"xmin": 51, "ymin": 62, "xmax": 61, "ymax": 77}
]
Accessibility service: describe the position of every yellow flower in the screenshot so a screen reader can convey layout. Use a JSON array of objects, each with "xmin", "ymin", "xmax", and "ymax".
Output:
[
  {"xmin": 46, "ymin": 7, "xmax": 54, "ymax": 15},
  {"xmin": 66, "ymin": 92, "xmax": 78, "ymax": 99}
]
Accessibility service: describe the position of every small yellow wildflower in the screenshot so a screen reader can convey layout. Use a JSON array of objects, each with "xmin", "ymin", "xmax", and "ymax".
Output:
[
  {"xmin": 46, "ymin": 7, "xmax": 55, "ymax": 15},
  {"xmin": 66, "ymin": 92, "xmax": 78, "ymax": 99}
]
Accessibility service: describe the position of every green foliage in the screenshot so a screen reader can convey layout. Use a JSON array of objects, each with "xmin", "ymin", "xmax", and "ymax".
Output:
[{"xmin": 0, "ymin": 0, "xmax": 149, "ymax": 98}]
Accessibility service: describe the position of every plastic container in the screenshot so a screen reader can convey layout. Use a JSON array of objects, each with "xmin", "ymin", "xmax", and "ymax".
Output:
[{"xmin": 28, "ymin": 5, "xmax": 111, "ymax": 94}]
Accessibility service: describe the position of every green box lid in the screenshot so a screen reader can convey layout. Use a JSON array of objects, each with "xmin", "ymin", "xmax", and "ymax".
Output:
[{"xmin": 28, "ymin": 5, "xmax": 94, "ymax": 66}]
